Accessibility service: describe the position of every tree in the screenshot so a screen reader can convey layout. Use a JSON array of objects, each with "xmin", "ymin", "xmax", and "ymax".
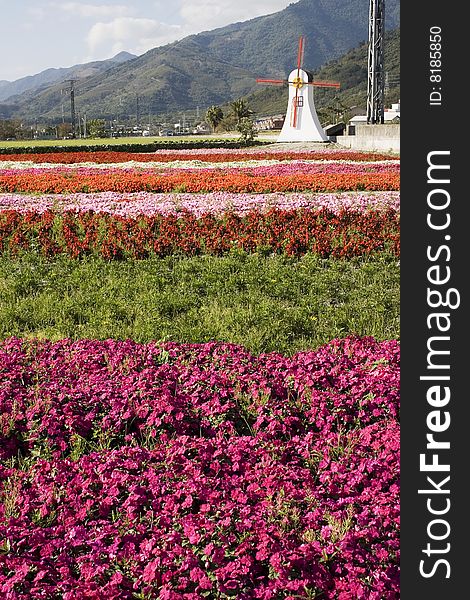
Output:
[
  {"xmin": 229, "ymin": 98, "xmax": 253, "ymax": 124},
  {"xmin": 87, "ymin": 119, "xmax": 107, "ymax": 138},
  {"xmin": 205, "ymin": 106, "xmax": 224, "ymax": 132},
  {"xmin": 324, "ymin": 96, "xmax": 350, "ymax": 125},
  {"xmin": 218, "ymin": 113, "xmax": 237, "ymax": 132},
  {"xmin": 57, "ymin": 123, "xmax": 72, "ymax": 139},
  {"xmin": 236, "ymin": 117, "xmax": 258, "ymax": 143},
  {"xmin": 0, "ymin": 119, "xmax": 19, "ymax": 140}
]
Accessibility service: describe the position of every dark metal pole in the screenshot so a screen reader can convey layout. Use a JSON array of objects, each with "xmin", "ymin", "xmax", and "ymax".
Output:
[
  {"xmin": 367, "ymin": 0, "xmax": 385, "ymax": 124},
  {"xmin": 136, "ymin": 91, "xmax": 140, "ymax": 127},
  {"xmin": 69, "ymin": 79, "xmax": 77, "ymax": 138}
]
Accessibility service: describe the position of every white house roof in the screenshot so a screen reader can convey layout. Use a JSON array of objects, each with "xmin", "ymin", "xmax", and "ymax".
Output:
[{"xmin": 349, "ymin": 111, "xmax": 400, "ymax": 124}]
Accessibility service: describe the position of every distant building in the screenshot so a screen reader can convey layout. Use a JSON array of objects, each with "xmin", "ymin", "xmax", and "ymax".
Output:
[
  {"xmin": 192, "ymin": 122, "xmax": 211, "ymax": 134},
  {"xmin": 254, "ymin": 114, "xmax": 285, "ymax": 131},
  {"xmin": 335, "ymin": 99, "xmax": 400, "ymax": 152},
  {"xmin": 347, "ymin": 100, "xmax": 400, "ymax": 133},
  {"xmin": 384, "ymin": 101, "xmax": 400, "ymax": 121}
]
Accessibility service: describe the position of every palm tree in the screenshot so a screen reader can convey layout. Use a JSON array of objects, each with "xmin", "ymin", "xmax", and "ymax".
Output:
[
  {"xmin": 205, "ymin": 106, "xmax": 224, "ymax": 133},
  {"xmin": 229, "ymin": 99, "xmax": 253, "ymax": 124}
]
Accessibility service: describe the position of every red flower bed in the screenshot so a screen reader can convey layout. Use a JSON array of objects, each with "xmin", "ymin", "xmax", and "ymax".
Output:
[
  {"xmin": 0, "ymin": 171, "xmax": 400, "ymax": 194},
  {"xmin": 2, "ymin": 150, "xmax": 397, "ymax": 164},
  {"xmin": 0, "ymin": 207, "xmax": 400, "ymax": 259},
  {"xmin": 0, "ymin": 336, "xmax": 400, "ymax": 599}
]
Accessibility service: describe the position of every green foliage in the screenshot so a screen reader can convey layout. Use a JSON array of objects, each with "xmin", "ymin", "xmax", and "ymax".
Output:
[
  {"xmin": 0, "ymin": 120, "xmax": 24, "ymax": 140},
  {"xmin": 205, "ymin": 106, "xmax": 224, "ymax": 132},
  {"xmin": 0, "ymin": 253, "xmax": 400, "ymax": 355},
  {"xmin": 229, "ymin": 99, "xmax": 254, "ymax": 123},
  {"xmin": 56, "ymin": 123, "xmax": 72, "ymax": 139},
  {"xmin": 236, "ymin": 117, "xmax": 258, "ymax": 143},
  {"xmin": 218, "ymin": 114, "xmax": 238, "ymax": 132},
  {"xmin": 0, "ymin": 138, "xmax": 268, "ymax": 154},
  {"xmin": 86, "ymin": 119, "xmax": 107, "ymax": 138}
]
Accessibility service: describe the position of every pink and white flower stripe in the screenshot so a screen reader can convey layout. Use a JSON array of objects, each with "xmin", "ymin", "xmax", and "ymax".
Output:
[
  {"xmin": 0, "ymin": 161, "xmax": 399, "ymax": 177},
  {"xmin": 0, "ymin": 158, "xmax": 400, "ymax": 171},
  {"xmin": 0, "ymin": 191, "xmax": 400, "ymax": 217}
]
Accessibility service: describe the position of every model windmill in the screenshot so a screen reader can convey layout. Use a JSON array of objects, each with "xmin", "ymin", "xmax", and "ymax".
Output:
[{"xmin": 257, "ymin": 36, "xmax": 340, "ymax": 142}]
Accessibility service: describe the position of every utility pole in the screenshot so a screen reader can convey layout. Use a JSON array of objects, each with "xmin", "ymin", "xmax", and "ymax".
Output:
[
  {"xmin": 366, "ymin": 0, "xmax": 385, "ymax": 124},
  {"xmin": 61, "ymin": 89, "xmax": 65, "ymax": 124},
  {"xmin": 67, "ymin": 79, "xmax": 77, "ymax": 137},
  {"xmin": 134, "ymin": 90, "xmax": 140, "ymax": 128}
]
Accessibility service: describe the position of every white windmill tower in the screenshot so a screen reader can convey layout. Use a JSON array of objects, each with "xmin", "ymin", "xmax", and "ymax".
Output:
[{"xmin": 256, "ymin": 36, "xmax": 340, "ymax": 142}]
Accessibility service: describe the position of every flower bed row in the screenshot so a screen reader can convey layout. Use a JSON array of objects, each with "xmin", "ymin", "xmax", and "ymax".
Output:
[
  {"xmin": 0, "ymin": 171, "xmax": 400, "ymax": 194},
  {"xmin": 0, "ymin": 336, "xmax": 400, "ymax": 599},
  {"xmin": 0, "ymin": 161, "xmax": 400, "ymax": 175},
  {"xmin": 0, "ymin": 207, "xmax": 400, "ymax": 259},
  {"xmin": 1, "ymin": 149, "xmax": 398, "ymax": 164},
  {"xmin": 0, "ymin": 191, "xmax": 400, "ymax": 218}
]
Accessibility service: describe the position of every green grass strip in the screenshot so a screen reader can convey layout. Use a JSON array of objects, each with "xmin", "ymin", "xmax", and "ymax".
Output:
[{"xmin": 0, "ymin": 251, "xmax": 399, "ymax": 354}]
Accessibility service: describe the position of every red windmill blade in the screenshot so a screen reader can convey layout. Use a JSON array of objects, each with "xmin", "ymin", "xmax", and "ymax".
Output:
[
  {"xmin": 308, "ymin": 80, "xmax": 341, "ymax": 89},
  {"xmin": 291, "ymin": 35, "xmax": 305, "ymax": 128},
  {"xmin": 292, "ymin": 81, "xmax": 300, "ymax": 127},
  {"xmin": 256, "ymin": 78, "xmax": 288, "ymax": 85},
  {"xmin": 296, "ymin": 35, "xmax": 305, "ymax": 73},
  {"xmin": 291, "ymin": 94, "xmax": 298, "ymax": 127}
]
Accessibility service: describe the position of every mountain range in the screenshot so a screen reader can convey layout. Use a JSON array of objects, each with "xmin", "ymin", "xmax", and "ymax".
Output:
[
  {"xmin": 0, "ymin": 52, "xmax": 136, "ymax": 103},
  {"xmin": 0, "ymin": 0, "xmax": 399, "ymax": 123}
]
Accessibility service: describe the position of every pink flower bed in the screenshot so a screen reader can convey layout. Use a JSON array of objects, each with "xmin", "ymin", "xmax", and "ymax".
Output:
[
  {"xmin": 0, "ymin": 162, "xmax": 399, "ymax": 178},
  {"xmin": 0, "ymin": 336, "xmax": 400, "ymax": 599},
  {"xmin": 0, "ymin": 191, "xmax": 400, "ymax": 218},
  {"xmin": 2, "ymin": 149, "xmax": 397, "ymax": 164}
]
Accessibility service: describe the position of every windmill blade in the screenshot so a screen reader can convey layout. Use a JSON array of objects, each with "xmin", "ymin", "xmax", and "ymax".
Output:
[
  {"xmin": 256, "ymin": 78, "xmax": 288, "ymax": 85},
  {"xmin": 291, "ymin": 98, "xmax": 298, "ymax": 128},
  {"xmin": 291, "ymin": 88, "xmax": 299, "ymax": 128},
  {"xmin": 297, "ymin": 35, "xmax": 304, "ymax": 72},
  {"xmin": 309, "ymin": 80, "xmax": 341, "ymax": 89}
]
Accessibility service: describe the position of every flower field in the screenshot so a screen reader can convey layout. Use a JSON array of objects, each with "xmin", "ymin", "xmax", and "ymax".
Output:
[
  {"xmin": 0, "ymin": 336, "xmax": 399, "ymax": 599},
  {"xmin": 0, "ymin": 207, "xmax": 399, "ymax": 259},
  {"xmin": 0, "ymin": 144, "xmax": 400, "ymax": 598},
  {"xmin": 0, "ymin": 149, "xmax": 399, "ymax": 261},
  {"xmin": 0, "ymin": 191, "xmax": 400, "ymax": 218},
  {"xmin": 0, "ymin": 171, "xmax": 398, "ymax": 194},
  {"xmin": 0, "ymin": 149, "xmax": 399, "ymax": 196},
  {"xmin": 1, "ymin": 149, "xmax": 396, "ymax": 164}
]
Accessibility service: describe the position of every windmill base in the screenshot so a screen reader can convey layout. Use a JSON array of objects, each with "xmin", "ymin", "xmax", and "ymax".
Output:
[
  {"xmin": 276, "ymin": 116, "xmax": 329, "ymax": 143},
  {"xmin": 276, "ymin": 131, "xmax": 329, "ymax": 143}
]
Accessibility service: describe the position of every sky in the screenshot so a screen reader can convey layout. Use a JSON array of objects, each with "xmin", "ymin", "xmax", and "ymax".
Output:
[{"xmin": 0, "ymin": 0, "xmax": 294, "ymax": 82}]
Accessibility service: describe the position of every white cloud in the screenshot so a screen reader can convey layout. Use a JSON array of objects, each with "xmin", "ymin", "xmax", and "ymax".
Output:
[
  {"xmin": 86, "ymin": 17, "xmax": 182, "ymax": 58},
  {"xmin": 178, "ymin": 0, "xmax": 290, "ymax": 33},
  {"xmin": 53, "ymin": 2, "xmax": 132, "ymax": 19},
  {"xmin": 83, "ymin": 1, "xmax": 292, "ymax": 62}
]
